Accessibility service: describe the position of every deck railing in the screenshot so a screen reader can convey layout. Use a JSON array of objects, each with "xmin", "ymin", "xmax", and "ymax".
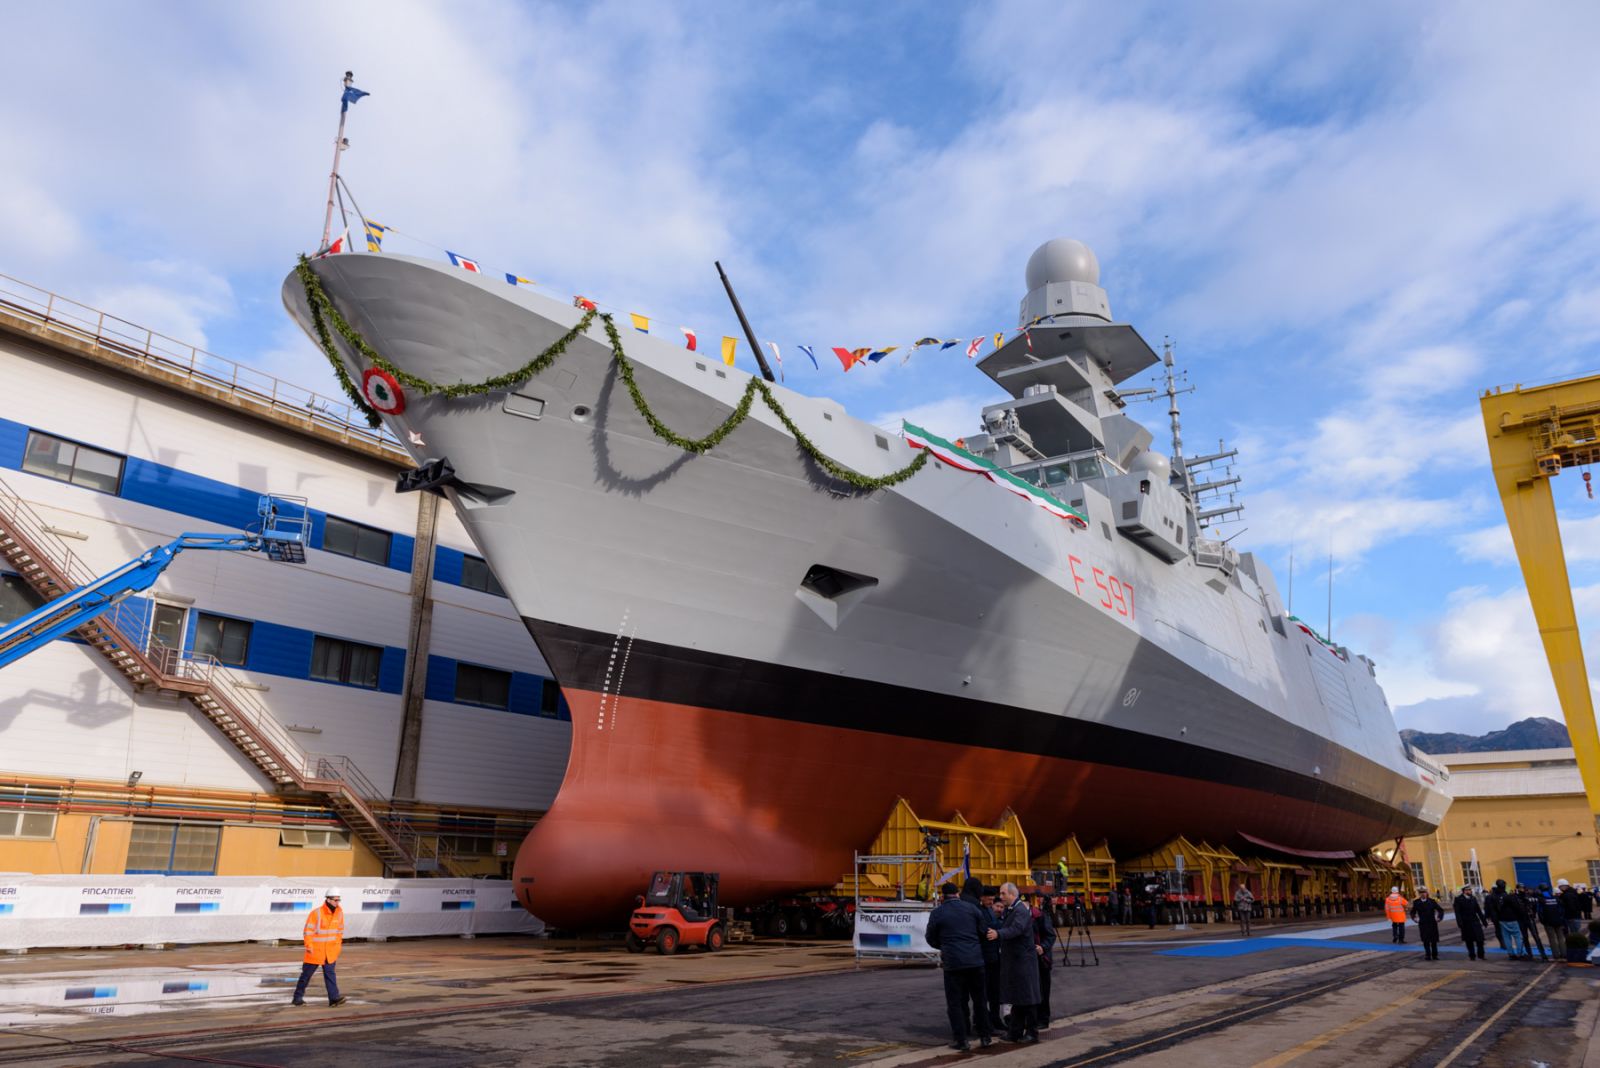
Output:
[{"xmin": 0, "ymin": 271, "xmax": 403, "ymax": 456}]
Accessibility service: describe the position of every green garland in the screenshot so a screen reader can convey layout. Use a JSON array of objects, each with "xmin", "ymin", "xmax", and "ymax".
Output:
[{"xmin": 297, "ymin": 254, "xmax": 928, "ymax": 490}]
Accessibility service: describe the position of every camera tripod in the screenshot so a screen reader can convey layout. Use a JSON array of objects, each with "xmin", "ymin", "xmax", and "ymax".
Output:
[{"xmin": 1059, "ymin": 902, "xmax": 1099, "ymax": 966}]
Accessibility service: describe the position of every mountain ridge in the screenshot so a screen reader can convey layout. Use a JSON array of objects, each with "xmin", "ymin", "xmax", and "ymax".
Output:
[{"xmin": 1402, "ymin": 716, "xmax": 1571, "ymax": 755}]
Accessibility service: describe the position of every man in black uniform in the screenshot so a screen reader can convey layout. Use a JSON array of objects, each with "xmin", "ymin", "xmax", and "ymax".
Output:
[
  {"xmin": 962, "ymin": 878, "xmax": 1003, "ymax": 1032},
  {"xmin": 925, "ymin": 882, "xmax": 992, "ymax": 1051},
  {"xmin": 988, "ymin": 882, "xmax": 1042, "ymax": 1043},
  {"xmin": 1410, "ymin": 888, "xmax": 1445, "ymax": 961},
  {"xmin": 1031, "ymin": 889, "xmax": 1058, "ymax": 1028},
  {"xmin": 1452, "ymin": 885, "xmax": 1488, "ymax": 961}
]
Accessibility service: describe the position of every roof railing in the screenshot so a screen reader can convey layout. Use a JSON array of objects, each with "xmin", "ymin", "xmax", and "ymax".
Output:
[{"xmin": 0, "ymin": 271, "xmax": 403, "ymax": 457}]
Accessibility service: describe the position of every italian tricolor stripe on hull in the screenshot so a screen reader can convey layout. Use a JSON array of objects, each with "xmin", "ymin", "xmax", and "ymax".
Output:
[{"xmin": 902, "ymin": 421, "xmax": 1088, "ymax": 526}]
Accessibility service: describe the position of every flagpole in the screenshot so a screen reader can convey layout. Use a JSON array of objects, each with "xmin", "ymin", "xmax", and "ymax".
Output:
[{"xmin": 320, "ymin": 71, "xmax": 355, "ymax": 250}]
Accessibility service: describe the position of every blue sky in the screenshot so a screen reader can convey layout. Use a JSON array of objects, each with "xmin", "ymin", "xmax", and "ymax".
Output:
[{"xmin": 2, "ymin": 1, "xmax": 1597, "ymax": 735}]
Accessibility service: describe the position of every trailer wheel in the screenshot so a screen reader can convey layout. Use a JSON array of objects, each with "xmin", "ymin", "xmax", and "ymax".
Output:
[
  {"xmin": 767, "ymin": 912, "xmax": 791, "ymax": 938},
  {"xmin": 625, "ymin": 931, "xmax": 644, "ymax": 953},
  {"xmin": 791, "ymin": 910, "xmax": 812, "ymax": 937},
  {"xmin": 706, "ymin": 924, "xmax": 725, "ymax": 952},
  {"xmin": 656, "ymin": 925, "xmax": 679, "ymax": 955}
]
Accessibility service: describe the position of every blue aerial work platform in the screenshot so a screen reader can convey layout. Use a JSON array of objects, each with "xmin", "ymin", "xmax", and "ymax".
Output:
[{"xmin": 0, "ymin": 495, "xmax": 309, "ymax": 670}]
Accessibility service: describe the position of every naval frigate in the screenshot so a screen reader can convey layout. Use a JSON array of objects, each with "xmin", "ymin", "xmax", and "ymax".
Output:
[{"xmin": 283, "ymin": 239, "xmax": 1449, "ymax": 928}]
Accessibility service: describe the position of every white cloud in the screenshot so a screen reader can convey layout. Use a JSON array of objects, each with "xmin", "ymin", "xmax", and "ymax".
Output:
[
  {"xmin": 868, "ymin": 392, "xmax": 1003, "ymax": 440},
  {"xmin": 1455, "ymin": 512, "xmax": 1600, "ymax": 567},
  {"xmin": 1392, "ymin": 581, "xmax": 1600, "ymax": 734}
]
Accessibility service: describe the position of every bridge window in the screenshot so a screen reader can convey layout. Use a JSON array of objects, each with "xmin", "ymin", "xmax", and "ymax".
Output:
[
  {"xmin": 21, "ymin": 430, "xmax": 124, "ymax": 494},
  {"xmin": 460, "ymin": 555, "xmax": 506, "ymax": 597},
  {"xmin": 322, "ymin": 515, "xmax": 391, "ymax": 565},
  {"xmin": 455, "ymin": 663, "xmax": 511, "ymax": 710},
  {"xmin": 311, "ymin": 635, "xmax": 382, "ymax": 688},
  {"xmin": 193, "ymin": 612, "xmax": 252, "ymax": 667}
]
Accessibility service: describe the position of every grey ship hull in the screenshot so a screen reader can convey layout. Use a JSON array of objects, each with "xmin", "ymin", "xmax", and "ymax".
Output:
[{"xmin": 283, "ymin": 253, "xmax": 1447, "ymax": 928}]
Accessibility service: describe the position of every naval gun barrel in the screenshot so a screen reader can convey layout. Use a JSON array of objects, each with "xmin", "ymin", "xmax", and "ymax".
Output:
[{"xmin": 716, "ymin": 260, "xmax": 777, "ymax": 383}]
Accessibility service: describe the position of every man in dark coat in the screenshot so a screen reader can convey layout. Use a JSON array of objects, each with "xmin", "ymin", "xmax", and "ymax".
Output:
[
  {"xmin": 1518, "ymin": 886, "xmax": 1550, "ymax": 961},
  {"xmin": 925, "ymin": 881, "xmax": 992, "ymax": 1051},
  {"xmin": 1409, "ymin": 887, "xmax": 1445, "ymax": 960},
  {"xmin": 987, "ymin": 881, "xmax": 1041, "ymax": 1043},
  {"xmin": 962, "ymin": 878, "xmax": 1003, "ymax": 1032},
  {"xmin": 1452, "ymin": 886, "xmax": 1488, "ymax": 961},
  {"xmin": 1031, "ymin": 889, "xmax": 1058, "ymax": 1029},
  {"xmin": 1558, "ymin": 879, "xmax": 1583, "ymax": 934},
  {"xmin": 1486, "ymin": 880, "xmax": 1529, "ymax": 959}
]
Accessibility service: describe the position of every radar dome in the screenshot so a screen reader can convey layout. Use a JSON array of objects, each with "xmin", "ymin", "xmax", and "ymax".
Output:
[
  {"xmin": 1130, "ymin": 451, "xmax": 1171, "ymax": 480},
  {"xmin": 1025, "ymin": 238, "xmax": 1100, "ymax": 292}
]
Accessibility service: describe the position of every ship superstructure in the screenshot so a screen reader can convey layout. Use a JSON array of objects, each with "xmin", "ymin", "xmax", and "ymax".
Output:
[{"xmin": 283, "ymin": 238, "xmax": 1448, "ymax": 928}]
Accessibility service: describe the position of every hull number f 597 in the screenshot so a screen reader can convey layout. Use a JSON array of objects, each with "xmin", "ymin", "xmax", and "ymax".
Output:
[{"xmin": 1067, "ymin": 555, "xmax": 1136, "ymax": 620}]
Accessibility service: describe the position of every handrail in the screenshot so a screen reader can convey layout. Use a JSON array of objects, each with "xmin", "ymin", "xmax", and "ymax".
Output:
[
  {"xmin": 0, "ymin": 271, "xmax": 402, "ymax": 456},
  {"xmin": 159, "ymin": 649, "xmax": 312, "ymax": 778}
]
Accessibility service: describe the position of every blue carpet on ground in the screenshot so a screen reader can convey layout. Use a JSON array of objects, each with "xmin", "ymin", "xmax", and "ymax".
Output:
[{"xmin": 1160, "ymin": 938, "xmax": 1489, "ymax": 958}]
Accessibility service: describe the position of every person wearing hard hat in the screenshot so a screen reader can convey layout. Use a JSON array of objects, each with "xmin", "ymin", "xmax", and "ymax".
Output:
[
  {"xmin": 1384, "ymin": 886, "xmax": 1409, "ymax": 943},
  {"xmin": 293, "ymin": 889, "xmax": 349, "ymax": 1007}
]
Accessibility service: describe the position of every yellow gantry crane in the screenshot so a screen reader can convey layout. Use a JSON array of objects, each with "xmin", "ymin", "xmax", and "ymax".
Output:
[{"xmin": 1480, "ymin": 372, "xmax": 1600, "ymax": 835}]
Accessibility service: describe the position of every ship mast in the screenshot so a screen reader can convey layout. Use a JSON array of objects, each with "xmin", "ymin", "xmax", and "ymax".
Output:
[
  {"xmin": 1162, "ymin": 338, "xmax": 1193, "ymax": 496},
  {"xmin": 320, "ymin": 71, "xmax": 356, "ymax": 251}
]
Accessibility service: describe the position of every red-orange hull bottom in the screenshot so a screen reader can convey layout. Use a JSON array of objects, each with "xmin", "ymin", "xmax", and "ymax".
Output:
[{"xmin": 513, "ymin": 688, "xmax": 1403, "ymax": 929}]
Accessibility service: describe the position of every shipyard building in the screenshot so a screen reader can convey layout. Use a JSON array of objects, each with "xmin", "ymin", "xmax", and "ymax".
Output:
[{"xmin": 0, "ymin": 274, "xmax": 569, "ymax": 879}]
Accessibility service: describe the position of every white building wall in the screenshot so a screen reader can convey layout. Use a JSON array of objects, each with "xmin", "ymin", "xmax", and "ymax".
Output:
[
  {"xmin": 0, "ymin": 334, "xmax": 571, "ymax": 813},
  {"xmin": 414, "ymin": 701, "xmax": 570, "ymax": 810}
]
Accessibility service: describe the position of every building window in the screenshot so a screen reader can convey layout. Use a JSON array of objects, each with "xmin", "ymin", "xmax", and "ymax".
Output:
[
  {"xmin": 193, "ymin": 612, "xmax": 252, "ymax": 667},
  {"xmin": 455, "ymin": 663, "xmax": 511, "ymax": 709},
  {"xmin": 1589, "ymin": 860, "xmax": 1600, "ymax": 887},
  {"xmin": 0, "ymin": 574, "xmax": 44, "ymax": 625},
  {"xmin": 540, "ymin": 678, "xmax": 561, "ymax": 717},
  {"xmin": 322, "ymin": 516, "xmax": 391, "ymax": 565},
  {"xmin": 21, "ymin": 430, "xmax": 125, "ymax": 494},
  {"xmin": 459, "ymin": 555, "xmax": 506, "ymax": 597},
  {"xmin": 1461, "ymin": 862, "xmax": 1483, "ymax": 892},
  {"xmin": 1409, "ymin": 862, "xmax": 1425, "ymax": 889},
  {"xmin": 311, "ymin": 636, "xmax": 382, "ymax": 688},
  {"xmin": 0, "ymin": 809, "xmax": 56, "ymax": 838},
  {"xmin": 125, "ymin": 822, "xmax": 220, "ymax": 875},
  {"xmin": 279, "ymin": 828, "xmax": 352, "ymax": 850}
]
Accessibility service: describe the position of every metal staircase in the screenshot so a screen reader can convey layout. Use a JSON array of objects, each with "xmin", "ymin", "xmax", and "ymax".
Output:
[{"xmin": 0, "ymin": 475, "xmax": 421, "ymax": 875}]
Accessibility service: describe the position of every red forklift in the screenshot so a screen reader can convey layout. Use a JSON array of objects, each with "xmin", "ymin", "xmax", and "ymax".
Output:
[{"xmin": 626, "ymin": 871, "xmax": 724, "ymax": 954}]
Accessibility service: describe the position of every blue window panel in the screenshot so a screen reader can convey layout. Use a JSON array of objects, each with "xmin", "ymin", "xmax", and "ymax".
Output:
[
  {"xmin": 424, "ymin": 655, "xmax": 457, "ymax": 704},
  {"xmin": 378, "ymin": 646, "xmax": 407, "ymax": 694},
  {"xmin": 120, "ymin": 459, "xmax": 260, "ymax": 531},
  {"xmin": 307, "ymin": 510, "xmax": 328, "ymax": 550},
  {"xmin": 433, "ymin": 546, "xmax": 465, "ymax": 586},
  {"xmin": 507, "ymin": 672, "xmax": 539, "ymax": 716},
  {"xmin": 0, "ymin": 417, "xmax": 27, "ymax": 469},
  {"xmin": 388, "ymin": 534, "xmax": 414, "ymax": 573},
  {"xmin": 243, "ymin": 620, "xmax": 314, "ymax": 679}
]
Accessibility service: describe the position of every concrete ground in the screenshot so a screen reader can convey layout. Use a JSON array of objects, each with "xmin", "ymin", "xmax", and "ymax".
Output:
[{"xmin": 0, "ymin": 916, "xmax": 1593, "ymax": 1067}]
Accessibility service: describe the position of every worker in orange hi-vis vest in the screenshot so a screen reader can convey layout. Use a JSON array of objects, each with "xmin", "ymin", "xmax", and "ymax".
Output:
[
  {"xmin": 1384, "ymin": 886, "xmax": 1410, "ymax": 944},
  {"xmin": 293, "ymin": 889, "xmax": 349, "ymax": 1007}
]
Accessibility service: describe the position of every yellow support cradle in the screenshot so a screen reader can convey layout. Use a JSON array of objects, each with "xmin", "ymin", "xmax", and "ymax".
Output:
[
  {"xmin": 844, "ymin": 798, "xmax": 1032, "ymax": 898},
  {"xmin": 1030, "ymin": 835, "xmax": 1118, "ymax": 897},
  {"xmin": 1481, "ymin": 374, "xmax": 1600, "ymax": 832}
]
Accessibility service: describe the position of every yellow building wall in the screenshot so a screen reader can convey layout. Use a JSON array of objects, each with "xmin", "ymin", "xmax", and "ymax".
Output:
[
  {"xmin": 1408, "ymin": 792, "xmax": 1598, "ymax": 890},
  {"xmin": 0, "ymin": 813, "xmax": 381, "ymax": 878}
]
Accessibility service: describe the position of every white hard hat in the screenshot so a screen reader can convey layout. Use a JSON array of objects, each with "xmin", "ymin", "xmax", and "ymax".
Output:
[
  {"xmin": 1557, "ymin": 879, "xmax": 1570, "ymax": 887},
  {"xmin": 1390, "ymin": 886, "xmax": 1399, "ymax": 894},
  {"xmin": 325, "ymin": 888, "xmax": 344, "ymax": 899}
]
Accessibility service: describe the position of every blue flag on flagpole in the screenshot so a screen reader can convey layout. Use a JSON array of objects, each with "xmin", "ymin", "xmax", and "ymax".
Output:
[
  {"xmin": 341, "ymin": 85, "xmax": 370, "ymax": 113},
  {"xmin": 798, "ymin": 345, "xmax": 818, "ymax": 369}
]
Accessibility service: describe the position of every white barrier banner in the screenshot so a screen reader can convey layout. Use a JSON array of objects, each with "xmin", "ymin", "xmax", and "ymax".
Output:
[
  {"xmin": 0, "ymin": 875, "xmax": 541, "ymax": 950},
  {"xmin": 854, "ymin": 903, "xmax": 936, "ymax": 960}
]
